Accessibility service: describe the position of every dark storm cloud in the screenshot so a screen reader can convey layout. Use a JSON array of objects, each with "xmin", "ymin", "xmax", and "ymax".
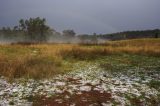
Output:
[{"xmin": 0, "ymin": 0, "xmax": 160, "ymax": 34}]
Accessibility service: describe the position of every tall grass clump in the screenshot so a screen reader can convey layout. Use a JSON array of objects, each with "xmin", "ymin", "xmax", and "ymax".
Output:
[
  {"xmin": 0, "ymin": 56, "xmax": 62, "ymax": 80},
  {"xmin": 0, "ymin": 44, "xmax": 68, "ymax": 80},
  {"xmin": 59, "ymin": 46, "xmax": 115, "ymax": 60}
]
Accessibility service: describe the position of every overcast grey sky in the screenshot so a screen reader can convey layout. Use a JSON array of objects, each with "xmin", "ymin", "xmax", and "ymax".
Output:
[{"xmin": 0, "ymin": 0, "xmax": 160, "ymax": 34}]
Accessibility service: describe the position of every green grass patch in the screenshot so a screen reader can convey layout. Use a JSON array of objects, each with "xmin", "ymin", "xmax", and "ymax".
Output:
[{"xmin": 148, "ymin": 80, "xmax": 160, "ymax": 90}]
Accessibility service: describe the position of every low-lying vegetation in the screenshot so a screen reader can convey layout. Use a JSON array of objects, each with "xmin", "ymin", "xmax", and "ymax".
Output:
[
  {"xmin": 0, "ymin": 38, "xmax": 160, "ymax": 105},
  {"xmin": 0, "ymin": 38, "xmax": 160, "ymax": 80},
  {"xmin": 61, "ymin": 38, "xmax": 160, "ymax": 60}
]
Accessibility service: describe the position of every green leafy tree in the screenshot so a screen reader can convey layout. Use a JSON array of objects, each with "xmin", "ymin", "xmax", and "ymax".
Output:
[
  {"xmin": 19, "ymin": 17, "xmax": 50, "ymax": 42},
  {"xmin": 62, "ymin": 29, "xmax": 76, "ymax": 37},
  {"xmin": 13, "ymin": 26, "xmax": 18, "ymax": 31},
  {"xmin": 154, "ymin": 29, "xmax": 159, "ymax": 38},
  {"xmin": 19, "ymin": 19, "xmax": 26, "ymax": 31}
]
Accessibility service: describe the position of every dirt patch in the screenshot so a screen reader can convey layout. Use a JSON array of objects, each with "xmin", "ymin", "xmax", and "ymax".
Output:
[{"xmin": 33, "ymin": 90, "xmax": 112, "ymax": 106}]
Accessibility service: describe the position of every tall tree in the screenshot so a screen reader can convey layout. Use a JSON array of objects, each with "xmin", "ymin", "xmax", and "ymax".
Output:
[
  {"xmin": 19, "ymin": 19, "xmax": 26, "ymax": 31},
  {"xmin": 154, "ymin": 29, "xmax": 159, "ymax": 38},
  {"xmin": 62, "ymin": 29, "xmax": 76, "ymax": 37},
  {"xmin": 19, "ymin": 17, "xmax": 50, "ymax": 42}
]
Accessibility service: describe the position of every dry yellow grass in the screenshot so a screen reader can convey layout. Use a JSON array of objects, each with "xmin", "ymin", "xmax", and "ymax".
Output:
[
  {"xmin": 0, "ymin": 38, "xmax": 159, "ymax": 79},
  {"xmin": 106, "ymin": 38, "xmax": 160, "ymax": 56}
]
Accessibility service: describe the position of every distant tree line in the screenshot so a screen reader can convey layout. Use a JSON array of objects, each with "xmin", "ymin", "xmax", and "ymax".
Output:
[
  {"xmin": 95, "ymin": 29, "xmax": 160, "ymax": 40},
  {"xmin": 78, "ymin": 29, "xmax": 160, "ymax": 42},
  {"xmin": 0, "ymin": 17, "xmax": 76, "ymax": 43},
  {"xmin": 0, "ymin": 17, "xmax": 159, "ymax": 43}
]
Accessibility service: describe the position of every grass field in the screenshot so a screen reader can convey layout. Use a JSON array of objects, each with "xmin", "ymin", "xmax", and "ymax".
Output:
[
  {"xmin": 0, "ymin": 38, "xmax": 160, "ymax": 105},
  {"xmin": 0, "ymin": 38, "xmax": 160, "ymax": 79}
]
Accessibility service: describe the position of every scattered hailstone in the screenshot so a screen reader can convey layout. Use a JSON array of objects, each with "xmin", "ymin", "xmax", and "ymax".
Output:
[
  {"xmin": 55, "ymin": 99, "xmax": 63, "ymax": 103},
  {"xmin": 12, "ymin": 88, "xmax": 18, "ymax": 93},
  {"xmin": 65, "ymin": 95, "xmax": 70, "ymax": 99},
  {"xmin": 70, "ymin": 103, "xmax": 76, "ymax": 106},
  {"xmin": 55, "ymin": 81, "xmax": 66, "ymax": 86},
  {"xmin": 101, "ymin": 102, "xmax": 112, "ymax": 106},
  {"xmin": 79, "ymin": 86, "xmax": 91, "ymax": 92},
  {"xmin": 0, "ymin": 64, "xmax": 159, "ymax": 105}
]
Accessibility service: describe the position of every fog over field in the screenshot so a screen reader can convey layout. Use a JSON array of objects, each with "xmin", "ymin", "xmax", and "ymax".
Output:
[{"xmin": 0, "ymin": 0, "xmax": 160, "ymax": 34}]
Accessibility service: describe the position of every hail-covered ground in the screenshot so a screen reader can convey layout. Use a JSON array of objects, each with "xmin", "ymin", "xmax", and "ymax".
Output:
[{"xmin": 0, "ymin": 56, "xmax": 160, "ymax": 106}]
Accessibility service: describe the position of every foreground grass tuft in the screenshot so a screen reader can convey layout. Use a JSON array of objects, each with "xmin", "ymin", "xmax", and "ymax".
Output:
[{"xmin": 0, "ymin": 56, "xmax": 62, "ymax": 80}]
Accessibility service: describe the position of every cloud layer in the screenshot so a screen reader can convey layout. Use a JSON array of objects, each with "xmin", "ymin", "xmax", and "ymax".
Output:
[{"xmin": 0, "ymin": 0, "xmax": 160, "ymax": 34}]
